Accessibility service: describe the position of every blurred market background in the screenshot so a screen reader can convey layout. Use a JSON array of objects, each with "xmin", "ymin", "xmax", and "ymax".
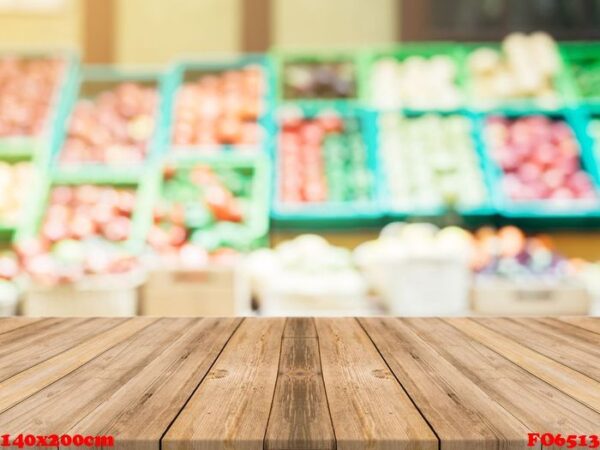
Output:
[{"xmin": 1, "ymin": 0, "xmax": 600, "ymax": 317}]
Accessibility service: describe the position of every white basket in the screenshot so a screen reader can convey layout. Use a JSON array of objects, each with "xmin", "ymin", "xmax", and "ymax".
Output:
[
  {"xmin": 359, "ymin": 256, "xmax": 471, "ymax": 316},
  {"xmin": 22, "ymin": 270, "xmax": 145, "ymax": 317}
]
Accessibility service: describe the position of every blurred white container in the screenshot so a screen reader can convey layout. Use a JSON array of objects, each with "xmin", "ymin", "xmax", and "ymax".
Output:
[
  {"xmin": 0, "ymin": 281, "xmax": 19, "ymax": 316},
  {"xmin": 22, "ymin": 270, "xmax": 145, "ymax": 317},
  {"xmin": 260, "ymin": 270, "xmax": 373, "ymax": 316},
  {"xmin": 359, "ymin": 255, "xmax": 471, "ymax": 316},
  {"xmin": 354, "ymin": 223, "xmax": 473, "ymax": 316}
]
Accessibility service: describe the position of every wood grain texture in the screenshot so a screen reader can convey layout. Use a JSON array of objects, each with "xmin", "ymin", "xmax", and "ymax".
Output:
[
  {"xmin": 0, "ymin": 318, "xmax": 124, "ymax": 382},
  {"xmin": 476, "ymin": 317, "xmax": 600, "ymax": 382},
  {"xmin": 68, "ymin": 318, "xmax": 242, "ymax": 450},
  {"xmin": 0, "ymin": 318, "xmax": 44, "ymax": 336},
  {"xmin": 359, "ymin": 318, "xmax": 532, "ymax": 450},
  {"xmin": 0, "ymin": 318, "xmax": 155, "ymax": 415},
  {"xmin": 265, "ymin": 319, "xmax": 335, "ymax": 450},
  {"xmin": 0, "ymin": 317, "xmax": 598, "ymax": 450},
  {"xmin": 408, "ymin": 318, "xmax": 600, "ymax": 435},
  {"xmin": 315, "ymin": 318, "xmax": 438, "ymax": 450},
  {"xmin": 558, "ymin": 316, "xmax": 600, "ymax": 335},
  {"xmin": 448, "ymin": 318, "xmax": 600, "ymax": 413},
  {"xmin": 162, "ymin": 318, "xmax": 285, "ymax": 450}
]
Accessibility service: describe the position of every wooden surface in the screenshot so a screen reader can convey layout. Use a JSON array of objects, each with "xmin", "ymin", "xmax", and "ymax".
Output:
[{"xmin": 0, "ymin": 317, "xmax": 599, "ymax": 450}]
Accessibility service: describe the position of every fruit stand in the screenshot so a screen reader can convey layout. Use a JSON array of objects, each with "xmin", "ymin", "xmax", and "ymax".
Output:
[{"xmin": 1, "ymin": 33, "xmax": 600, "ymax": 317}]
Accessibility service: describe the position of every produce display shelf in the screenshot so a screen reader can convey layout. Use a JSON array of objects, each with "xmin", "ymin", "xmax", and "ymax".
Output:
[
  {"xmin": 271, "ymin": 103, "xmax": 383, "ymax": 230},
  {"xmin": 136, "ymin": 152, "xmax": 271, "ymax": 252},
  {"xmin": 15, "ymin": 172, "xmax": 148, "ymax": 253},
  {"xmin": 375, "ymin": 110, "xmax": 497, "ymax": 222},
  {"xmin": 164, "ymin": 54, "xmax": 275, "ymax": 156},
  {"xmin": 49, "ymin": 65, "xmax": 169, "ymax": 185},
  {"xmin": 461, "ymin": 42, "xmax": 578, "ymax": 113},
  {"xmin": 358, "ymin": 42, "xmax": 469, "ymax": 113},
  {"xmin": 480, "ymin": 108, "xmax": 600, "ymax": 222},
  {"xmin": 271, "ymin": 49, "xmax": 362, "ymax": 104},
  {"xmin": 560, "ymin": 42, "xmax": 600, "ymax": 114},
  {"xmin": 0, "ymin": 49, "xmax": 79, "ymax": 162}
]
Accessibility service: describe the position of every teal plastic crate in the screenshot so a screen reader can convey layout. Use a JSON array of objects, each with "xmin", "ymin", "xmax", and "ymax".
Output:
[
  {"xmin": 479, "ymin": 109, "xmax": 600, "ymax": 221},
  {"xmin": 374, "ymin": 110, "xmax": 496, "ymax": 222},
  {"xmin": 15, "ymin": 172, "xmax": 148, "ymax": 253},
  {"xmin": 271, "ymin": 103, "xmax": 383, "ymax": 229},
  {"xmin": 271, "ymin": 49, "xmax": 361, "ymax": 104},
  {"xmin": 560, "ymin": 42, "xmax": 600, "ymax": 114},
  {"xmin": 0, "ymin": 50, "xmax": 78, "ymax": 163},
  {"xmin": 359, "ymin": 42, "xmax": 469, "ymax": 113},
  {"xmin": 164, "ymin": 54, "xmax": 275, "ymax": 156},
  {"xmin": 136, "ymin": 152, "xmax": 271, "ymax": 252},
  {"xmin": 462, "ymin": 42, "xmax": 577, "ymax": 113},
  {"xmin": 50, "ymin": 65, "xmax": 170, "ymax": 184}
]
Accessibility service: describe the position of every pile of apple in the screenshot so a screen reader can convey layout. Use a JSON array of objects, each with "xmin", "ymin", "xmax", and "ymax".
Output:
[
  {"xmin": 468, "ymin": 32, "xmax": 561, "ymax": 108},
  {"xmin": 486, "ymin": 115, "xmax": 596, "ymax": 202},
  {"xmin": 60, "ymin": 83, "xmax": 157, "ymax": 166},
  {"xmin": 0, "ymin": 162, "xmax": 33, "ymax": 225},
  {"xmin": 370, "ymin": 55, "xmax": 462, "ymax": 110},
  {"xmin": 172, "ymin": 66, "xmax": 265, "ymax": 147},
  {"xmin": 279, "ymin": 108, "xmax": 371, "ymax": 204},
  {"xmin": 379, "ymin": 113, "xmax": 487, "ymax": 210},
  {"xmin": 283, "ymin": 61, "xmax": 355, "ymax": 100},
  {"xmin": 147, "ymin": 164, "xmax": 250, "ymax": 267},
  {"xmin": 0, "ymin": 57, "xmax": 65, "ymax": 137},
  {"xmin": 472, "ymin": 226, "xmax": 574, "ymax": 280},
  {"xmin": 15, "ymin": 185, "xmax": 140, "ymax": 285}
]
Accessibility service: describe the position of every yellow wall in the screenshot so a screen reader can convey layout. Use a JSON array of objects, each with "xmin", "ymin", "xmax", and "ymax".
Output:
[
  {"xmin": 272, "ymin": 0, "xmax": 398, "ymax": 49},
  {"xmin": 115, "ymin": 0, "xmax": 241, "ymax": 64},
  {"xmin": 0, "ymin": 0, "xmax": 81, "ymax": 50}
]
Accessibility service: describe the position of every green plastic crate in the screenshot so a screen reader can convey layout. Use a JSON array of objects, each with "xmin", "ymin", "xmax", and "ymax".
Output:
[
  {"xmin": 0, "ymin": 49, "xmax": 78, "ymax": 163},
  {"xmin": 164, "ymin": 54, "xmax": 275, "ymax": 156},
  {"xmin": 479, "ymin": 109, "xmax": 600, "ymax": 223},
  {"xmin": 50, "ymin": 65, "xmax": 170, "ymax": 184},
  {"xmin": 136, "ymin": 152, "xmax": 271, "ymax": 252},
  {"xmin": 359, "ymin": 42, "xmax": 469, "ymax": 113},
  {"xmin": 271, "ymin": 103, "xmax": 383, "ymax": 230},
  {"xmin": 560, "ymin": 42, "xmax": 600, "ymax": 114},
  {"xmin": 462, "ymin": 42, "xmax": 578, "ymax": 113},
  {"xmin": 374, "ymin": 110, "xmax": 496, "ymax": 222},
  {"xmin": 15, "ymin": 172, "xmax": 149, "ymax": 253},
  {"xmin": 271, "ymin": 49, "xmax": 361, "ymax": 104}
]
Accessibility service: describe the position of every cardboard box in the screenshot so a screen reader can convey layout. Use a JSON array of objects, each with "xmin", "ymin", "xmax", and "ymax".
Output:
[
  {"xmin": 22, "ymin": 271, "xmax": 144, "ymax": 317},
  {"xmin": 141, "ymin": 264, "xmax": 250, "ymax": 317},
  {"xmin": 471, "ymin": 277, "xmax": 591, "ymax": 316}
]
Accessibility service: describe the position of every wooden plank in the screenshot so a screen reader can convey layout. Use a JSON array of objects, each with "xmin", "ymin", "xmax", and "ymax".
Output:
[
  {"xmin": 557, "ymin": 317, "xmax": 600, "ymax": 335},
  {"xmin": 163, "ymin": 318, "xmax": 285, "ymax": 450},
  {"xmin": 241, "ymin": 0, "xmax": 271, "ymax": 52},
  {"xmin": 359, "ymin": 318, "xmax": 533, "ymax": 450},
  {"xmin": 67, "ymin": 318, "xmax": 242, "ymax": 450},
  {"xmin": 0, "ymin": 317, "xmax": 156, "ymax": 415},
  {"xmin": 0, "ymin": 318, "xmax": 68, "ymax": 349},
  {"xmin": 265, "ymin": 319, "xmax": 334, "ymax": 450},
  {"xmin": 405, "ymin": 318, "xmax": 600, "ymax": 436},
  {"xmin": 0, "ymin": 318, "xmax": 44, "ymax": 336},
  {"xmin": 0, "ymin": 318, "xmax": 125, "ymax": 382},
  {"xmin": 448, "ymin": 318, "xmax": 600, "ymax": 412},
  {"xmin": 476, "ymin": 317, "xmax": 600, "ymax": 382},
  {"xmin": 315, "ymin": 318, "xmax": 438, "ymax": 450},
  {"xmin": 283, "ymin": 317, "xmax": 317, "ymax": 338},
  {"xmin": 0, "ymin": 318, "xmax": 188, "ymax": 436}
]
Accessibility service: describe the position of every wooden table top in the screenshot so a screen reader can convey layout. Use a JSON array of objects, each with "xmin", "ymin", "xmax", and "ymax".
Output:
[{"xmin": 0, "ymin": 317, "xmax": 599, "ymax": 450}]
